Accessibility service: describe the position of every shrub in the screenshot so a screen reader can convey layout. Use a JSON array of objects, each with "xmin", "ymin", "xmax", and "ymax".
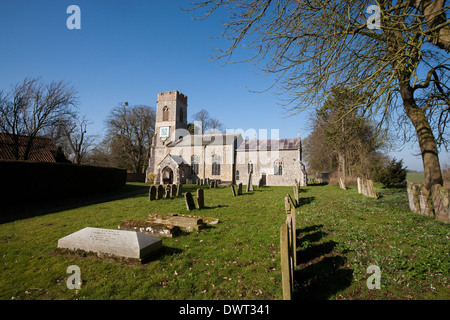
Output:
[{"xmin": 372, "ymin": 158, "xmax": 407, "ymax": 188}]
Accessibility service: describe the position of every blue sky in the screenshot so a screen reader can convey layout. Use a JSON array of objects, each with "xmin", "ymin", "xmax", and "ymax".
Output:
[{"xmin": 0, "ymin": 0, "xmax": 448, "ymax": 171}]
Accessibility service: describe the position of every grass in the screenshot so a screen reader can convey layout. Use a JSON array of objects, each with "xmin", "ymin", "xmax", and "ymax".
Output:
[
  {"xmin": 0, "ymin": 182, "xmax": 448, "ymax": 300},
  {"xmin": 406, "ymin": 172, "xmax": 425, "ymax": 182}
]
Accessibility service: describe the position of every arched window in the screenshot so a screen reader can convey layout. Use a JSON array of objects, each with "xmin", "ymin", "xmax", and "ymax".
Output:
[
  {"xmin": 274, "ymin": 160, "xmax": 282, "ymax": 175},
  {"xmin": 236, "ymin": 170, "xmax": 240, "ymax": 181},
  {"xmin": 212, "ymin": 155, "xmax": 221, "ymax": 176},
  {"xmin": 191, "ymin": 155, "xmax": 199, "ymax": 175},
  {"xmin": 163, "ymin": 106, "xmax": 169, "ymax": 121},
  {"xmin": 179, "ymin": 108, "xmax": 183, "ymax": 122}
]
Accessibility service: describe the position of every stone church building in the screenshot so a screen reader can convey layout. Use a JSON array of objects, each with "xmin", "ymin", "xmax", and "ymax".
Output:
[{"xmin": 147, "ymin": 90, "xmax": 307, "ymax": 186}]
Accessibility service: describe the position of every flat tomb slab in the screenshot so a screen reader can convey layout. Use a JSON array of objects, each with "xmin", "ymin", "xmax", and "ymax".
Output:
[
  {"xmin": 146, "ymin": 214, "xmax": 206, "ymax": 231},
  {"xmin": 57, "ymin": 227, "xmax": 162, "ymax": 260},
  {"xmin": 118, "ymin": 220, "xmax": 181, "ymax": 238}
]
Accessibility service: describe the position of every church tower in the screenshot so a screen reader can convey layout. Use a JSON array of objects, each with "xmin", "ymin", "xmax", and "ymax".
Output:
[
  {"xmin": 147, "ymin": 90, "xmax": 188, "ymax": 183},
  {"xmin": 154, "ymin": 90, "xmax": 188, "ymax": 146}
]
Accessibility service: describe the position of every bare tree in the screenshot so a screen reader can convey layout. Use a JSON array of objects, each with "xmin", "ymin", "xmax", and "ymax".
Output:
[
  {"xmin": 105, "ymin": 103, "xmax": 156, "ymax": 173},
  {"xmin": 191, "ymin": 108, "xmax": 225, "ymax": 134},
  {"xmin": 62, "ymin": 115, "xmax": 97, "ymax": 165},
  {"xmin": 0, "ymin": 77, "xmax": 78, "ymax": 160},
  {"xmin": 188, "ymin": 0, "xmax": 450, "ymax": 190}
]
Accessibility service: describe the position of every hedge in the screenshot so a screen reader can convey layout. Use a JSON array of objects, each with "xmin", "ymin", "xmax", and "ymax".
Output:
[{"xmin": 0, "ymin": 160, "xmax": 126, "ymax": 203}]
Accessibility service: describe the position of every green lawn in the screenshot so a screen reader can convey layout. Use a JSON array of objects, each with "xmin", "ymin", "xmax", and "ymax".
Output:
[
  {"xmin": 406, "ymin": 172, "xmax": 425, "ymax": 182},
  {"xmin": 0, "ymin": 182, "xmax": 448, "ymax": 300}
]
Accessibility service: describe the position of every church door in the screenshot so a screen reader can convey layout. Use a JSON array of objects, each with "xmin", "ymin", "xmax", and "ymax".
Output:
[{"xmin": 162, "ymin": 167, "xmax": 173, "ymax": 184}]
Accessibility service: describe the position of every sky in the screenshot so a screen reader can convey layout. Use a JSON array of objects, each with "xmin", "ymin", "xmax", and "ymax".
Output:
[{"xmin": 0, "ymin": 0, "xmax": 448, "ymax": 171}]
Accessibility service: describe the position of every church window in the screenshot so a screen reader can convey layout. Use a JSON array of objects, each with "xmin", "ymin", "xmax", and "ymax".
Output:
[
  {"xmin": 236, "ymin": 170, "xmax": 240, "ymax": 180},
  {"xmin": 191, "ymin": 155, "xmax": 199, "ymax": 175},
  {"xmin": 274, "ymin": 160, "xmax": 282, "ymax": 175},
  {"xmin": 212, "ymin": 155, "xmax": 221, "ymax": 176},
  {"xmin": 163, "ymin": 106, "xmax": 169, "ymax": 121}
]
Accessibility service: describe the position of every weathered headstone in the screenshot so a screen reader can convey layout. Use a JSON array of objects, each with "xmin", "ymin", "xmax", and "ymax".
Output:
[
  {"xmin": 157, "ymin": 185, "xmax": 164, "ymax": 199},
  {"xmin": 57, "ymin": 227, "xmax": 162, "ymax": 261},
  {"xmin": 418, "ymin": 184, "xmax": 433, "ymax": 217},
  {"xmin": 407, "ymin": 182, "xmax": 421, "ymax": 214},
  {"xmin": 339, "ymin": 177, "xmax": 346, "ymax": 190},
  {"xmin": 258, "ymin": 178, "xmax": 263, "ymax": 188},
  {"xmin": 171, "ymin": 184, "xmax": 177, "ymax": 197},
  {"xmin": 196, "ymin": 188, "xmax": 204, "ymax": 209},
  {"xmin": 184, "ymin": 191, "xmax": 196, "ymax": 211},
  {"xmin": 176, "ymin": 183, "xmax": 182, "ymax": 196},
  {"xmin": 164, "ymin": 185, "xmax": 171, "ymax": 198},
  {"xmin": 365, "ymin": 180, "xmax": 377, "ymax": 198},
  {"xmin": 293, "ymin": 184, "xmax": 299, "ymax": 207},
  {"xmin": 149, "ymin": 185, "xmax": 156, "ymax": 201},
  {"xmin": 431, "ymin": 184, "xmax": 449, "ymax": 223},
  {"xmin": 360, "ymin": 179, "xmax": 367, "ymax": 197},
  {"xmin": 238, "ymin": 183, "xmax": 243, "ymax": 195},
  {"xmin": 146, "ymin": 213, "xmax": 206, "ymax": 231},
  {"xmin": 357, "ymin": 177, "xmax": 362, "ymax": 194},
  {"xmin": 247, "ymin": 172, "xmax": 254, "ymax": 192},
  {"xmin": 118, "ymin": 220, "xmax": 181, "ymax": 238},
  {"xmin": 231, "ymin": 184, "xmax": 236, "ymax": 197}
]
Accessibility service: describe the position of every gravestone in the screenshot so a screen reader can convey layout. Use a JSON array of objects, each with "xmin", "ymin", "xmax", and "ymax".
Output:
[
  {"xmin": 407, "ymin": 182, "xmax": 421, "ymax": 214},
  {"xmin": 164, "ymin": 185, "xmax": 171, "ymax": 198},
  {"xmin": 431, "ymin": 184, "xmax": 449, "ymax": 223},
  {"xmin": 365, "ymin": 180, "xmax": 377, "ymax": 198},
  {"xmin": 418, "ymin": 184, "xmax": 433, "ymax": 217},
  {"xmin": 185, "ymin": 192, "xmax": 196, "ymax": 211},
  {"xmin": 118, "ymin": 220, "xmax": 181, "ymax": 238},
  {"xmin": 149, "ymin": 185, "xmax": 156, "ymax": 201},
  {"xmin": 196, "ymin": 188, "xmax": 204, "ymax": 209},
  {"xmin": 57, "ymin": 227, "xmax": 162, "ymax": 261},
  {"xmin": 176, "ymin": 183, "xmax": 182, "ymax": 196},
  {"xmin": 200, "ymin": 179, "xmax": 203, "ymax": 186},
  {"xmin": 157, "ymin": 185, "xmax": 164, "ymax": 199},
  {"xmin": 210, "ymin": 180, "xmax": 215, "ymax": 188},
  {"xmin": 171, "ymin": 184, "xmax": 177, "ymax": 197},
  {"xmin": 339, "ymin": 177, "xmax": 346, "ymax": 190},
  {"xmin": 357, "ymin": 177, "xmax": 362, "ymax": 194},
  {"xmin": 293, "ymin": 184, "xmax": 299, "ymax": 207},
  {"xmin": 247, "ymin": 172, "xmax": 254, "ymax": 192},
  {"xmin": 258, "ymin": 178, "xmax": 263, "ymax": 188},
  {"xmin": 238, "ymin": 183, "xmax": 243, "ymax": 195},
  {"xmin": 231, "ymin": 184, "xmax": 236, "ymax": 197},
  {"xmin": 360, "ymin": 179, "xmax": 367, "ymax": 197},
  {"xmin": 147, "ymin": 213, "xmax": 206, "ymax": 231}
]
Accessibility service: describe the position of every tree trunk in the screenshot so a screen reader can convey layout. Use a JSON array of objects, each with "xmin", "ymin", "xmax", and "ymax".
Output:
[{"xmin": 400, "ymin": 83, "xmax": 443, "ymax": 190}]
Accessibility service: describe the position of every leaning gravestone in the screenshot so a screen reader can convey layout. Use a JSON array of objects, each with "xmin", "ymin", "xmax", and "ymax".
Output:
[
  {"xmin": 339, "ymin": 177, "xmax": 346, "ymax": 190},
  {"xmin": 149, "ymin": 185, "xmax": 156, "ymax": 201},
  {"xmin": 176, "ymin": 183, "xmax": 182, "ymax": 196},
  {"xmin": 57, "ymin": 227, "xmax": 162, "ymax": 262},
  {"xmin": 365, "ymin": 180, "xmax": 377, "ymax": 198},
  {"xmin": 357, "ymin": 177, "xmax": 362, "ymax": 194},
  {"xmin": 238, "ymin": 183, "xmax": 243, "ymax": 195},
  {"xmin": 293, "ymin": 183, "xmax": 299, "ymax": 207},
  {"xmin": 360, "ymin": 179, "xmax": 368, "ymax": 197},
  {"xmin": 157, "ymin": 185, "xmax": 164, "ymax": 200},
  {"xmin": 418, "ymin": 184, "xmax": 433, "ymax": 217},
  {"xmin": 197, "ymin": 188, "xmax": 204, "ymax": 209},
  {"xmin": 231, "ymin": 184, "xmax": 236, "ymax": 197},
  {"xmin": 185, "ymin": 191, "xmax": 196, "ymax": 211},
  {"xmin": 431, "ymin": 184, "xmax": 449, "ymax": 223}
]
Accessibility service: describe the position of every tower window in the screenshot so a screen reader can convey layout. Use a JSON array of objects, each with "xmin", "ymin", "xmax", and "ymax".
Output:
[{"xmin": 163, "ymin": 106, "xmax": 169, "ymax": 121}]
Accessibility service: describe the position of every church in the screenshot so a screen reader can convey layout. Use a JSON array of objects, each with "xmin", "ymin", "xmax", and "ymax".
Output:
[{"xmin": 147, "ymin": 90, "xmax": 307, "ymax": 187}]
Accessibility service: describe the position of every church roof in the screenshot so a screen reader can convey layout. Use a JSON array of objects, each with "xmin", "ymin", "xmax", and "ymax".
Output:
[
  {"xmin": 167, "ymin": 133, "xmax": 242, "ymax": 147},
  {"xmin": 157, "ymin": 154, "xmax": 189, "ymax": 167},
  {"xmin": 236, "ymin": 138, "xmax": 299, "ymax": 151}
]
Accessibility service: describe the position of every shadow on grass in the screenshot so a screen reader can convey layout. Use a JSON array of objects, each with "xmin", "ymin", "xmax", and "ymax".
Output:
[
  {"xmin": 298, "ymin": 197, "xmax": 315, "ymax": 206},
  {"xmin": 1, "ymin": 184, "xmax": 149, "ymax": 224},
  {"xmin": 293, "ymin": 224, "xmax": 353, "ymax": 299}
]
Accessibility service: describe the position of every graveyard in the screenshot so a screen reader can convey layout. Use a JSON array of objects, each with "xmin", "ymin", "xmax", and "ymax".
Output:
[{"xmin": 0, "ymin": 182, "xmax": 449, "ymax": 300}]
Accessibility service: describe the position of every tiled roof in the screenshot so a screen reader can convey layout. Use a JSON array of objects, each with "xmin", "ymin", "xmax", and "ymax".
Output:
[
  {"xmin": 237, "ymin": 138, "xmax": 299, "ymax": 151},
  {"xmin": 0, "ymin": 134, "xmax": 57, "ymax": 162}
]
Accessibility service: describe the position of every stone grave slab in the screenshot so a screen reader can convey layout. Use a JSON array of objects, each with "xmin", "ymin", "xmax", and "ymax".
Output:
[
  {"xmin": 57, "ymin": 227, "xmax": 162, "ymax": 261},
  {"xmin": 118, "ymin": 220, "xmax": 181, "ymax": 238},
  {"xmin": 146, "ymin": 213, "xmax": 206, "ymax": 231}
]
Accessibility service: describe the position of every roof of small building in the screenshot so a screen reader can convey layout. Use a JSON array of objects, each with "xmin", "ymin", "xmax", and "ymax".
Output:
[
  {"xmin": 167, "ymin": 133, "xmax": 242, "ymax": 147},
  {"xmin": 0, "ymin": 134, "xmax": 57, "ymax": 162},
  {"xmin": 236, "ymin": 138, "xmax": 299, "ymax": 151}
]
